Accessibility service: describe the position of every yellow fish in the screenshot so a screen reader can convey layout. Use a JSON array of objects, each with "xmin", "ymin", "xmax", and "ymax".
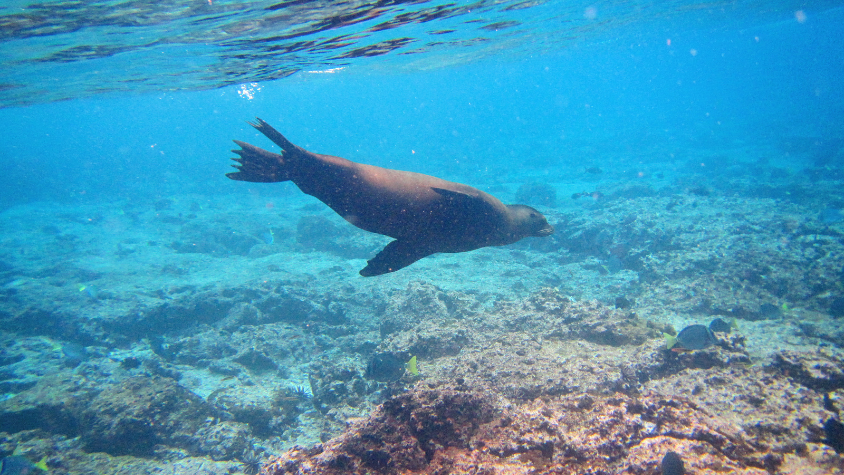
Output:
[{"xmin": 406, "ymin": 356, "xmax": 419, "ymax": 376}]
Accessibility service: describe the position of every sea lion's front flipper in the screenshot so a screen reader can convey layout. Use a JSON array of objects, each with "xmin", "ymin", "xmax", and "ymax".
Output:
[
  {"xmin": 431, "ymin": 187, "xmax": 497, "ymax": 215},
  {"xmin": 360, "ymin": 240, "xmax": 435, "ymax": 277},
  {"xmin": 227, "ymin": 140, "xmax": 290, "ymax": 183}
]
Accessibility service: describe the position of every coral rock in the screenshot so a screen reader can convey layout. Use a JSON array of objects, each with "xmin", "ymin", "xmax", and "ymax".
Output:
[{"xmin": 263, "ymin": 388, "xmax": 770, "ymax": 474}]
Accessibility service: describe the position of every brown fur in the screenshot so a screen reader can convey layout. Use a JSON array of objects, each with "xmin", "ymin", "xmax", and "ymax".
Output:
[{"xmin": 228, "ymin": 119, "xmax": 554, "ymax": 276}]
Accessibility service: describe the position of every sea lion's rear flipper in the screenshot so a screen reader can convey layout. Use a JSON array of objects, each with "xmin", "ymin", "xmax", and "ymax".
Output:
[
  {"xmin": 360, "ymin": 240, "xmax": 434, "ymax": 277},
  {"xmin": 227, "ymin": 140, "xmax": 291, "ymax": 183},
  {"xmin": 228, "ymin": 118, "xmax": 313, "ymax": 183},
  {"xmin": 248, "ymin": 118, "xmax": 307, "ymax": 155}
]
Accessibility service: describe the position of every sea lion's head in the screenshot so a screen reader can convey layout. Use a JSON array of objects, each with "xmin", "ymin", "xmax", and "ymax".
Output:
[{"xmin": 507, "ymin": 204, "xmax": 554, "ymax": 238}]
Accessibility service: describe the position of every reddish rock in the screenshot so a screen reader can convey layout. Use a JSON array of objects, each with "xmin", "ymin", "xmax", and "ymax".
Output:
[{"xmin": 262, "ymin": 388, "xmax": 771, "ymax": 475}]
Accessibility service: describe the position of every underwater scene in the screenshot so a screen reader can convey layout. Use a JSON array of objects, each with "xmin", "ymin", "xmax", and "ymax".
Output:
[{"xmin": 1, "ymin": 0, "xmax": 844, "ymax": 474}]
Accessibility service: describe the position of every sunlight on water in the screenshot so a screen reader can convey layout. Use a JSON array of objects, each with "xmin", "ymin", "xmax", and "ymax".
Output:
[{"xmin": 1, "ymin": 0, "xmax": 840, "ymax": 107}]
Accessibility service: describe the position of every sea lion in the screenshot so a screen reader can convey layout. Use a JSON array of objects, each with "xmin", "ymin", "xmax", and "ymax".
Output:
[{"xmin": 227, "ymin": 118, "xmax": 554, "ymax": 276}]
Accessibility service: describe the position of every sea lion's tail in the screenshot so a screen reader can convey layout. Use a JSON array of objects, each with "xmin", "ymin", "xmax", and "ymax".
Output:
[{"xmin": 227, "ymin": 118, "xmax": 307, "ymax": 183}]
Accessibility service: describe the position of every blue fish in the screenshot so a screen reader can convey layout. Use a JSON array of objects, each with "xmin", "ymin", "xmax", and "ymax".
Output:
[
  {"xmin": 261, "ymin": 229, "xmax": 275, "ymax": 245},
  {"xmin": 708, "ymin": 317, "xmax": 738, "ymax": 334},
  {"xmin": 665, "ymin": 324, "xmax": 716, "ymax": 351},
  {"xmin": 0, "ymin": 455, "xmax": 48, "ymax": 475}
]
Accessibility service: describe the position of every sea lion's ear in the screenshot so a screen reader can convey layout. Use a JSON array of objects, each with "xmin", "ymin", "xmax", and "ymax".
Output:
[{"xmin": 431, "ymin": 187, "xmax": 496, "ymax": 214}]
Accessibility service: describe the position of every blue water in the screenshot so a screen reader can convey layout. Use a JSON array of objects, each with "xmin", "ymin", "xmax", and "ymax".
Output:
[
  {"xmin": 1, "ymin": 3, "xmax": 842, "ymax": 205},
  {"xmin": 1, "ymin": 1, "xmax": 844, "ymax": 472}
]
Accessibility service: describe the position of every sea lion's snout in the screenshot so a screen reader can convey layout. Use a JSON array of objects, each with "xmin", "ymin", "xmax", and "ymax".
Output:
[
  {"xmin": 507, "ymin": 204, "xmax": 554, "ymax": 239},
  {"xmin": 536, "ymin": 224, "xmax": 554, "ymax": 237}
]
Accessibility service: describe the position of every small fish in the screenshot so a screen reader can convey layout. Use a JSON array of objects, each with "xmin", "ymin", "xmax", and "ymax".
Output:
[
  {"xmin": 78, "ymin": 284, "xmax": 97, "ymax": 299},
  {"xmin": 365, "ymin": 353, "xmax": 406, "ymax": 382},
  {"xmin": 39, "ymin": 337, "xmax": 63, "ymax": 352},
  {"xmin": 664, "ymin": 324, "xmax": 716, "ymax": 351},
  {"xmin": 584, "ymin": 167, "xmax": 603, "ymax": 174},
  {"xmin": 406, "ymin": 356, "xmax": 419, "ymax": 376},
  {"xmin": 60, "ymin": 342, "xmax": 88, "ymax": 368},
  {"xmin": 708, "ymin": 317, "xmax": 737, "ymax": 334},
  {"xmin": 758, "ymin": 303, "xmax": 782, "ymax": 319},
  {"xmin": 661, "ymin": 451, "xmax": 685, "ymax": 475},
  {"xmin": 0, "ymin": 455, "xmax": 48, "ymax": 475},
  {"xmin": 824, "ymin": 417, "xmax": 844, "ymax": 453}
]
